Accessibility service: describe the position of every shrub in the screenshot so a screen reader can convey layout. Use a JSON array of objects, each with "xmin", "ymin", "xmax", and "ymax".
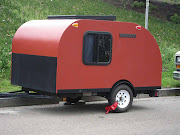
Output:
[
  {"xmin": 178, "ymin": 4, "xmax": 180, "ymax": 9},
  {"xmin": 170, "ymin": 14, "xmax": 180, "ymax": 24},
  {"xmin": 131, "ymin": 1, "xmax": 145, "ymax": 8},
  {"xmin": 149, "ymin": 3, "xmax": 158, "ymax": 11}
]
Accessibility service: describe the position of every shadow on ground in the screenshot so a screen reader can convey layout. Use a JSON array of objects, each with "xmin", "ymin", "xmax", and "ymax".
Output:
[{"xmin": 28, "ymin": 101, "xmax": 152, "ymax": 115}]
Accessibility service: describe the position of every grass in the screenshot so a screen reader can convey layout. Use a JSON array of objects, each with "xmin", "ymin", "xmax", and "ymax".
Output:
[
  {"xmin": 154, "ymin": 0, "xmax": 180, "ymax": 4},
  {"xmin": 0, "ymin": 0, "xmax": 180, "ymax": 92},
  {"xmin": 0, "ymin": 79, "xmax": 21, "ymax": 93},
  {"xmin": 162, "ymin": 72, "xmax": 180, "ymax": 88}
]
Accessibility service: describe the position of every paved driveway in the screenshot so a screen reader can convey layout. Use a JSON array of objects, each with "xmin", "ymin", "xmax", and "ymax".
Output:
[{"xmin": 0, "ymin": 96, "xmax": 180, "ymax": 135}]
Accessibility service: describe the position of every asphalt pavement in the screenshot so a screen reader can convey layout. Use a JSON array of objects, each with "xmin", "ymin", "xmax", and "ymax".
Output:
[{"xmin": 0, "ymin": 96, "xmax": 180, "ymax": 135}]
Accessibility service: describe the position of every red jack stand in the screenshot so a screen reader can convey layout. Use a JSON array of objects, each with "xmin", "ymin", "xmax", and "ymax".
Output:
[{"xmin": 105, "ymin": 102, "xmax": 118, "ymax": 114}]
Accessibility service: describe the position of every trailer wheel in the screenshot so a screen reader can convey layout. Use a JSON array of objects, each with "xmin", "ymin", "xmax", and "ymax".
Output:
[
  {"xmin": 109, "ymin": 84, "xmax": 133, "ymax": 113},
  {"xmin": 66, "ymin": 97, "xmax": 82, "ymax": 103}
]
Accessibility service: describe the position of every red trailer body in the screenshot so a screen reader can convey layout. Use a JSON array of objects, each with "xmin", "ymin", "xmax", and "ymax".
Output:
[{"xmin": 11, "ymin": 16, "xmax": 162, "ymax": 112}]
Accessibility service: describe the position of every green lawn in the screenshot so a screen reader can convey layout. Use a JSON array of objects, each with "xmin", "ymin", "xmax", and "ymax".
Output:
[
  {"xmin": 0, "ymin": 79, "xmax": 21, "ymax": 93},
  {"xmin": 0, "ymin": 0, "xmax": 180, "ymax": 92}
]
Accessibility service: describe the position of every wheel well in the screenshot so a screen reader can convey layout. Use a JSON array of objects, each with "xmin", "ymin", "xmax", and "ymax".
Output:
[{"xmin": 111, "ymin": 80, "xmax": 136, "ymax": 97}]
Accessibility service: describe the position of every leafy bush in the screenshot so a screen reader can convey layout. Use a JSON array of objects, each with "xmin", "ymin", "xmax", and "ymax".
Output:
[
  {"xmin": 149, "ymin": 3, "xmax": 158, "ymax": 11},
  {"xmin": 178, "ymin": 4, "xmax": 180, "ymax": 9},
  {"xmin": 170, "ymin": 14, "xmax": 180, "ymax": 24},
  {"xmin": 131, "ymin": 1, "xmax": 145, "ymax": 8}
]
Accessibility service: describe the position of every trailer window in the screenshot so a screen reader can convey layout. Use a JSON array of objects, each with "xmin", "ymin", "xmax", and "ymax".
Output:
[{"xmin": 83, "ymin": 31, "xmax": 112, "ymax": 65}]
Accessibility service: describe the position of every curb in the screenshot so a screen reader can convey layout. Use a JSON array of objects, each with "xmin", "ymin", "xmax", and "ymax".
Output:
[
  {"xmin": 0, "ymin": 93, "xmax": 60, "ymax": 108},
  {"xmin": 157, "ymin": 88, "xmax": 180, "ymax": 97}
]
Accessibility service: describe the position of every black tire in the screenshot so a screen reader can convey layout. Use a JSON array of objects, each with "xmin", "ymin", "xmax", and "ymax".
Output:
[
  {"xmin": 66, "ymin": 97, "xmax": 82, "ymax": 103},
  {"xmin": 109, "ymin": 84, "xmax": 133, "ymax": 113}
]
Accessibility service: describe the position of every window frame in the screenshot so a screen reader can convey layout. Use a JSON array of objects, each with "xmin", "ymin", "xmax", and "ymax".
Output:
[{"xmin": 82, "ymin": 31, "xmax": 112, "ymax": 65}]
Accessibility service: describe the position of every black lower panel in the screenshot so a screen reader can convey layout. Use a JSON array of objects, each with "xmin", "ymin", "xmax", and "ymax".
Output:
[
  {"xmin": 135, "ymin": 86, "xmax": 161, "ymax": 94},
  {"xmin": 135, "ymin": 86, "xmax": 161, "ymax": 91},
  {"xmin": 11, "ymin": 53, "xmax": 57, "ymax": 93},
  {"xmin": 58, "ymin": 88, "xmax": 111, "ymax": 94}
]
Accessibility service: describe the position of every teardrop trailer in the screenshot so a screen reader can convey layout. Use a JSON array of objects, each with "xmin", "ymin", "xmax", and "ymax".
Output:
[{"xmin": 11, "ymin": 15, "xmax": 162, "ymax": 112}]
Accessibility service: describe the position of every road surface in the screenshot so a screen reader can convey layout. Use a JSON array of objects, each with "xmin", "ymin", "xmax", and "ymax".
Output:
[{"xmin": 0, "ymin": 96, "xmax": 180, "ymax": 135}]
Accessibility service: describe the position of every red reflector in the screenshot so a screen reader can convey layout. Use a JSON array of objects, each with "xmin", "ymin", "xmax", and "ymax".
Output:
[
  {"xmin": 136, "ymin": 26, "xmax": 141, "ymax": 30},
  {"xmin": 155, "ymin": 92, "xmax": 158, "ymax": 97}
]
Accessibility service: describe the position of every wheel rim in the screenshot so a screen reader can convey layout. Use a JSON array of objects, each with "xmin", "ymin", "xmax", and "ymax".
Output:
[{"xmin": 116, "ymin": 90, "xmax": 130, "ymax": 108}]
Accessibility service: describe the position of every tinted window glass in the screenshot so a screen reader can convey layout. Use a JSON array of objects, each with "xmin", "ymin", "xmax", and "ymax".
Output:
[{"xmin": 83, "ymin": 32, "xmax": 112, "ymax": 65}]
